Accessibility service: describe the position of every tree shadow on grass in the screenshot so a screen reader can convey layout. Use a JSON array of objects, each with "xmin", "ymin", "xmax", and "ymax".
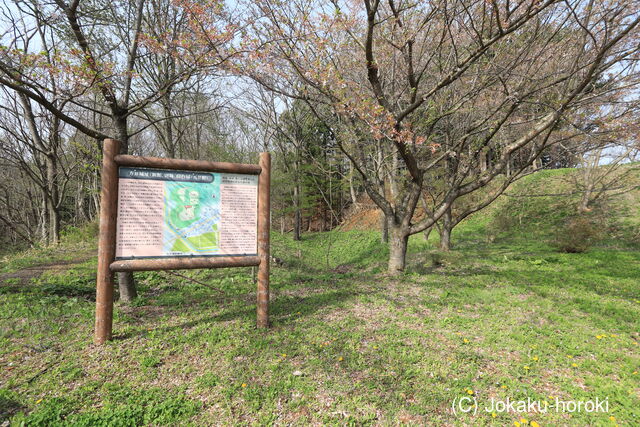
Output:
[
  {"xmin": 113, "ymin": 287, "xmax": 362, "ymax": 341},
  {"xmin": 0, "ymin": 392, "xmax": 25, "ymax": 423},
  {"xmin": 413, "ymin": 258, "xmax": 639, "ymax": 329},
  {"xmin": 0, "ymin": 281, "xmax": 96, "ymax": 301}
]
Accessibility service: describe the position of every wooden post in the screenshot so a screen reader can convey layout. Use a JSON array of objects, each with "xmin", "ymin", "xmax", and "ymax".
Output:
[
  {"xmin": 114, "ymin": 154, "xmax": 262, "ymax": 174},
  {"xmin": 110, "ymin": 256, "xmax": 260, "ymax": 272},
  {"xmin": 95, "ymin": 138, "xmax": 120, "ymax": 344},
  {"xmin": 257, "ymin": 152, "xmax": 271, "ymax": 328}
]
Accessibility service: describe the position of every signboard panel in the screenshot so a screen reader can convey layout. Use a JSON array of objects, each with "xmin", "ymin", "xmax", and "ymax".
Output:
[
  {"xmin": 115, "ymin": 167, "xmax": 258, "ymax": 259},
  {"xmin": 94, "ymin": 140, "xmax": 270, "ymax": 344}
]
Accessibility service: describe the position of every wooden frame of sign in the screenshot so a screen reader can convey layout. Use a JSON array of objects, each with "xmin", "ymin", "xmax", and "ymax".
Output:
[{"xmin": 94, "ymin": 139, "xmax": 270, "ymax": 344}]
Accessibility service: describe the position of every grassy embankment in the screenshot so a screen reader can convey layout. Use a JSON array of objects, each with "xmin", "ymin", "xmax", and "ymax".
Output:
[{"xmin": 1, "ymin": 167, "xmax": 638, "ymax": 425}]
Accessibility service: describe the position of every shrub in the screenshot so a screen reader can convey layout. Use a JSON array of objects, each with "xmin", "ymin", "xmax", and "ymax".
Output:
[
  {"xmin": 553, "ymin": 216, "xmax": 601, "ymax": 253},
  {"xmin": 60, "ymin": 221, "xmax": 99, "ymax": 244}
]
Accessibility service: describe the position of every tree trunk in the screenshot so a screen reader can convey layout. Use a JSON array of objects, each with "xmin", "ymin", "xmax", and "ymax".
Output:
[
  {"xmin": 18, "ymin": 93, "xmax": 60, "ymax": 245},
  {"xmin": 439, "ymin": 226, "xmax": 452, "ymax": 251},
  {"xmin": 76, "ymin": 182, "xmax": 86, "ymax": 223},
  {"xmin": 46, "ymin": 152, "xmax": 60, "ymax": 244},
  {"xmin": 388, "ymin": 224, "xmax": 408, "ymax": 274},
  {"xmin": 293, "ymin": 151, "xmax": 302, "ymax": 240},
  {"xmin": 114, "ymin": 115, "xmax": 138, "ymax": 302},
  {"xmin": 40, "ymin": 193, "xmax": 49, "ymax": 244},
  {"xmin": 380, "ymin": 210, "xmax": 388, "ymax": 243},
  {"xmin": 579, "ymin": 149, "xmax": 601, "ymax": 213},
  {"xmin": 163, "ymin": 96, "xmax": 175, "ymax": 158},
  {"xmin": 533, "ymin": 156, "xmax": 542, "ymax": 171},
  {"xmin": 48, "ymin": 195, "xmax": 60, "ymax": 245},
  {"xmin": 423, "ymin": 226, "xmax": 433, "ymax": 242},
  {"xmin": 479, "ymin": 150, "xmax": 487, "ymax": 172},
  {"xmin": 439, "ymin": 208, "xmax": 453, "ymax": 251},
  {"xmin": 389, "ymin": 150, "xmax": 398, "ymax": 199},
  {"xmin": 293, "ymin": 185, "xmax": 301, "ymax": 241},
  {"xmin": 92, "ymin": 168, "xmax": 100, "ymax": 221},
  {"xmin": 579, "ymin": 183, "xmax": 594, "ymax": 212},
  {"xmin": 349, "ymin": 162, "xmax": 358, "ymax": 206}
]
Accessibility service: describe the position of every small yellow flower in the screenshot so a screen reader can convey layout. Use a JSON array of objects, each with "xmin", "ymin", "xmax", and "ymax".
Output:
[
  {"xmin": 501, "ymin": 385, "xmax": 508, "ymax": 389},
  {"xmin": 455, "ymin": 332, "xmax": 462, "ymax": 335},
  {"xmin": 532, "ymin": 356, "xmax": 539, "ymax": 361},
  {"xmin": 463, "ymin": 338, "xmax": 469, "ymax": 343},
  {"xmin": 241, "ymin": 383, "xmax": 247, "ymax": 388},
  {"xmin": 572, "ymin": 363, "xmax": 578, "ymax": 367},
  {"xmin": 466, "ymin": 389, "xmax": 474, "ymax": 395},
  {"xmin": 373, "ymin": 345, "xmax": 378, "ymax": 349},
  {"xmin": 492, "ymin": 412, "xmax": 497, "ymax": 418},
  {"xmin": 567, "ymin": 355, "xmax": 573, "ymax": 359},
  {"xmin": 549, "ymin": 395, "xmax": 554, "ymax": 400},
  {"xmin": 609, "ymin": 415, "xmax": 616, "ymax": 421},
  {"xmin": 520, "ymin": 418, "xmax": 528, "ymax": 425},
  {"xmin": 524, "ymin": 366, "xmax": 530, "ymax": 370},
  {"xmin": 596, "ymin": 335, "xmax": 603, "ymax": 339},
  {"xmin": 338, "ymin": 356, "xmax": 343, "ymax": 361},
  {"xmin": 514, "ymin": 422, "xmax": 521, "ymax": 427},
  {"xmin": 633, "ymin": 371, "xmax": 638, "ymax": 375},
  {"xmin": 281, "ymin": 353, "xmax": 287, "ymax": 358},
  {"xmin": 36, "ymin": 399, "xmax": 42, "ymax": 404},
  {"xmin": 531, "ymin": 422, "xmax": 540, "ymax": 427}
]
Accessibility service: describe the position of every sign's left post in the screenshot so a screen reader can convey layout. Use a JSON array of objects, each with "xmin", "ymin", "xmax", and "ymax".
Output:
[{"xmin": 95, "ymin": 138, "xmax": 120, "ymax": 344}]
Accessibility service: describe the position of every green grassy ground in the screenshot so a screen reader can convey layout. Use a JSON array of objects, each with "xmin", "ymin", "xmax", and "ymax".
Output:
[
  {"xmin": 1, "ymin": 227, "xmax": 638, "ymax": 426},
  {"xmin": 1, "ymin": 167, "xmax": 639, "ymax": 426}
]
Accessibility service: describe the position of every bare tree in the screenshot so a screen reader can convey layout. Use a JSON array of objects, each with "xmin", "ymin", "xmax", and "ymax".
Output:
[
  {"xmin": 0, "ymin": 0, "xmax": 236, "ymax": 299},
  {"xmin": 573, "ymin": 110, "xmax": 640, "ymax": 212},
  {"xmin": 242, "ymin": 0, "xmax": 640, "ymax": 273}
]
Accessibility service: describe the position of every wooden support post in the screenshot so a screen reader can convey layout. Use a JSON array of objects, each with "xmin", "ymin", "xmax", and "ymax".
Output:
[
  {"xmin": 95, "ymin": 138, "xmax": 120, "ymax": 344},
  {"xmin": 114, "ymin": 154, "xmax": 262, "ymax": 174},
  {"xmin": 257, "ymin": 152, "xmax": 271, "ymax": 328},
  {"xmin": 110, "ymin": 256, "xmax": 261, "ymax": 272}
]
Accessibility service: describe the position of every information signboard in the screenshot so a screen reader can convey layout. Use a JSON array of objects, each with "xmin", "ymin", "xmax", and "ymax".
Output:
[
  {"xmin": 115, "ymin": 168, "xmax": 258, "ymax": 259},
  {"xmin": 94, "ymin": 138, "xmax": 270, "ymax": 344}
]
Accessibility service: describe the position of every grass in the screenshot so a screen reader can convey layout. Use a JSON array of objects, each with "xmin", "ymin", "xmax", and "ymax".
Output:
[
  {"xmin": 0, "ymin": 223, "xmax": 98, "ymax": 274},
  {"xmin": 0, "ymin": 168, "xmax": 639, "ymax": 425},
  {"xmin": 1, "ymin": 228, "xmax": 638, "ymax": 425}
]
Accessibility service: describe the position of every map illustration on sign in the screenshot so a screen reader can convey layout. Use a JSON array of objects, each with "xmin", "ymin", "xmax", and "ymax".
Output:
[
  {"xmin": 165, "ymin": 180, "xmax": 221, "ymax": 255},
  {"xmin": 115, "ymin": 167, "xmax": 258, "ymax": 259}
]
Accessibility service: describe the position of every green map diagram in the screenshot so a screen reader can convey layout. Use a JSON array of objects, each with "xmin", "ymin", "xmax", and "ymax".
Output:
[{"xmin": 163, "ymin": 175, "xmax": 221, "ymax": 255}]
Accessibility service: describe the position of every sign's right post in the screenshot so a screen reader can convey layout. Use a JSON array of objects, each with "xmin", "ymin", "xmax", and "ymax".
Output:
[{"xmin": 257, "ymin": 152, "xmax": 271, "ymax": 328}]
